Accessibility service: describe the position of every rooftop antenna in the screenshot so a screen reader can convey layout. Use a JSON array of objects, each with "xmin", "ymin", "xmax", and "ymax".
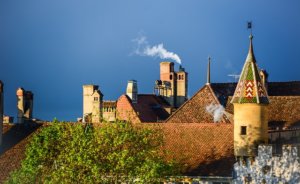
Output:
[{"xmin": 228, "ymin": 74, "xmax": 240, "ymax": 82}]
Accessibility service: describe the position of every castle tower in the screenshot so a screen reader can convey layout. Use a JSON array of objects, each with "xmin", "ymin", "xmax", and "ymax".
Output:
[
  {"xmin": 231, "ymin": 34, "xmax": 269, "ymax": 157},
  {"xmin": 154, "ymin": 61, "xmax": 188, "ymax": 108},
  {"xmin": 126, "ymin": 80, "xmax": 138, "ymax": 103},
  {"xmin": 0, "ymin": 81, "xmax": 3, "ymax": 145},
  {"xmin": 176, "ymin": 65, "xmax": 188, "ymax": 107},
  {"xmin": 83, "ymin": 85, "xmax": 103, "ymax": 123},
  {"xmin": 16, "ymin": 88, "xmax": 33, "ymax": 123},
  {"xmin": 159, "ymin": 61, "xmax": 176, "ymax": 106}
]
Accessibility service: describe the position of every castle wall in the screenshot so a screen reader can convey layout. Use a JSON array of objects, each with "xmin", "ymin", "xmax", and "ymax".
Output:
[{"xmin": 234, "ymin": 145, "xmax": 300, "ymax": 183}]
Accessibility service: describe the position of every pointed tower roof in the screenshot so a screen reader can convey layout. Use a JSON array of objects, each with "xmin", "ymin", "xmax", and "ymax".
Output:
[{"xmin": 231, "ymin": 35, "xmax": 269, "ymax": 104}]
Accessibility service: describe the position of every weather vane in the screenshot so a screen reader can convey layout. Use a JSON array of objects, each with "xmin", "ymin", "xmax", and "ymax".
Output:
[{"xmin": 247, "ymin": 21, "xmax": 253, "ymax": 35}]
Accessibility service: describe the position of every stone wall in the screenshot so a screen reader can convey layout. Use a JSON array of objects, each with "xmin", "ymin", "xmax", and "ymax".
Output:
[{"xmin": 234, "ymin": 145, "xmax": 300, "ymax": 183}]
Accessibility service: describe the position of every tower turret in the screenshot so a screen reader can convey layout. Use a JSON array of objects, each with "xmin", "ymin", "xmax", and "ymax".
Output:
[
  {"xmin": 159, "ymin": 61, "xmax": 176, "ymax": 106},
  {"xmin": 176, "ymin": 65, "xmax": 188, "ymax": 107},
  {"xmin": 83, "ymin": 85, "xmax": 103, "ymax": 123},
  {"xmin": 231, "ymin": 34, "xmax": 269, "ymax": 157}
]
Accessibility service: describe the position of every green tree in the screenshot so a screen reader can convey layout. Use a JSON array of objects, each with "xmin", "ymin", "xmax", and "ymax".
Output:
[{"xmin": 6, "ymin": 120, "xmax": 176, "ymax": 183}]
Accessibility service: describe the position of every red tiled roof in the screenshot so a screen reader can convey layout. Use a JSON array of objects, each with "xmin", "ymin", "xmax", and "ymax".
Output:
[
  {"xmin": 116, "ymin": 94, "xmax": 170, "ymax": 123},
  {"xmin": 0, "ymin": 122, "xmax": 234, "ymax": 180},
  {"xmin": 132, "ymin": 94, "xmax": 170, "ymax": 122},
  {"xmin": 267, "ymin": 81, "xmax": 300, "ymax": 96},
  {"xmin": 143, "ymin": 123, "xmax": 234, "ymax": 176},
  {"xmin": 116, "ymin": 95, "xmax": 141, "ymax": 123},
  {"xmin": 166, "ymin": 85, "xmax": 231, "ymax": 123}
]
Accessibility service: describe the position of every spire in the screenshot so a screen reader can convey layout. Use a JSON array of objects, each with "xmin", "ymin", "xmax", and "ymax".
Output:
[
  {"xmin": 231, "ymin": 34, "xmax": 269, "ymax": 104},
  {"xmin": 206, "ymin": 56, "xmax": 211, "ymax": 85},
  {"xmin": 245, "ymin": 34, "xmax": 256, "ymax": 63}
]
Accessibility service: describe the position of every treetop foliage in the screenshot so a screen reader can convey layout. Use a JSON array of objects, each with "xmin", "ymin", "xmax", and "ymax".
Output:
[{"xmin": 6, "ymin": 120, "xmax": 177, "ymax": 184}]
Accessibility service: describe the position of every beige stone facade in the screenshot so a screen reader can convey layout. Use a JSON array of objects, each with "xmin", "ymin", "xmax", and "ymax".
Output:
[
  {"xmin": 83, "ymin": 85, "xmax": 103, "ymax": 123},
  {"xmin": 233, "ymin": 103, "xmax": 268, "ymax": 156},
  {"xmin": 102, "ymin": 101, "xmax": 116, "ymax": 122}
]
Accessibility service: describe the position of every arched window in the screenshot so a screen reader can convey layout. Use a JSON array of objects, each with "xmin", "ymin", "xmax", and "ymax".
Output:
[{"xmin": 170, "ymin": 75, "xmax": 173, "ymax": 80}]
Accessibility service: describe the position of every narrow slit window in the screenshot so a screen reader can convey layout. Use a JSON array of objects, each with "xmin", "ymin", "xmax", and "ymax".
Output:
[{"xmin": 241, "ymin": 126, "xmax": 247, "ymax": 135}]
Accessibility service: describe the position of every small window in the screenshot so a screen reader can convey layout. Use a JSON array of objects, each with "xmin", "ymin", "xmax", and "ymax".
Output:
[
  {"xmin": 241, "ymin": 126, "xmax": 247, "ymax": 135},
  {"xmin": 170, "ymin": 74, "xmax": 173, "ymax": 80},
  {"xmin": 182, "ymin": 75, "xmax": 184, "ymax": 80},
  {"xmin": 94, "ymin": 97, "xmax": 98, "ymax": 101}
]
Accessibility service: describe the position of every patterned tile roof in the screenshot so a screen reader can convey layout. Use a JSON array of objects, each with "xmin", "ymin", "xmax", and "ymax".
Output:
[
  {"xmin": 231, "ymin": 35, "xmax": 269, "ymax": 104},
  {"xmin": 166, "ymin": 84, "xmax": 231, "ymax": 123}
]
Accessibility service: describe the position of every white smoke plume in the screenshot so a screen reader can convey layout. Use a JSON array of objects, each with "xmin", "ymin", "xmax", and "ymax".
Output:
[
  {"xmin": 132, "ymin": 35, "xmax": 182, "ymax": 64},
  {"xmin": 206, "ymin": 103, "xmax": 225, "ymax": 123}
]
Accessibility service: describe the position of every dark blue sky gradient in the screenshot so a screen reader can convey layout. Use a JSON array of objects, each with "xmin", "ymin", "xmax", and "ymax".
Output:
[{"xmin": 1, "ymin": 1, "xmax": 300, "ymax": 121}]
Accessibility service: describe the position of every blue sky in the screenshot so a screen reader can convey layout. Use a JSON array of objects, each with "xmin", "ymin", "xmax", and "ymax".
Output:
[{"xmin": 1, "ymin": 0, "xmax": 300, "ymax": 121}]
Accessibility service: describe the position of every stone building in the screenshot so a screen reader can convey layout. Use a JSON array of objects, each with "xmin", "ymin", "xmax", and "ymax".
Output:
[
  {"xmin": 16, "ymin": 88, "xmax": 33, "ymax": 124},
  {"xmin": 116, "ymin": 80, "xmax": 171, "ymax": 123},
  {"xmin": 82, "ymin": 85, "xmax": 103, "ymax": 123},
  {"xmin": 154, "ymin": 62, "xmax": 188, "ymax": 108},
  {"xmin": 102, "ymin": 101, "xmax": 116, "ymax": 122}
]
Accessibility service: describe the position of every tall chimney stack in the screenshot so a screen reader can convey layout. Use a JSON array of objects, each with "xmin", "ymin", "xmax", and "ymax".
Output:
[{"xmin": 126, "ymin": 80, "xmax": 138, "ymax": 103}]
